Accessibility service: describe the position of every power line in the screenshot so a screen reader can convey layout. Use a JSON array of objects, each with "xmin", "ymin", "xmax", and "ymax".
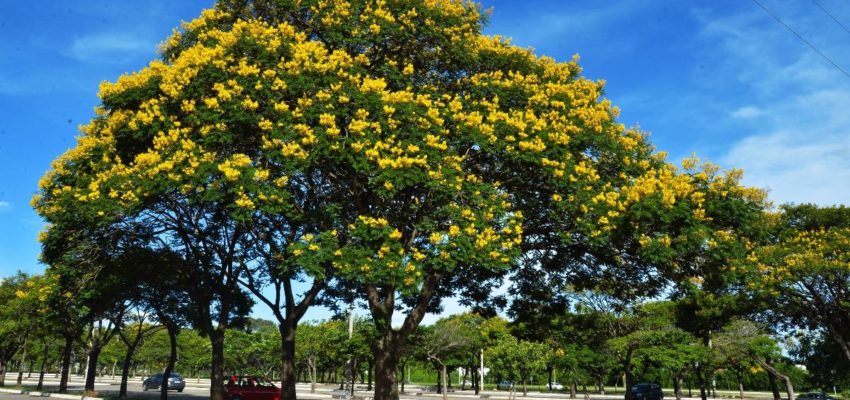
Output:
[
  {"xmin": 751, "ymin": 0, "xmax": 850, "ymax": 79},
  {"xmin": 812, "ymin": 0, "xmax": 850, "ymax": 37}
]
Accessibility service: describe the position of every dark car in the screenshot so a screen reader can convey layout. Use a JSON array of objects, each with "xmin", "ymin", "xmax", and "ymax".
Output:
[
  {"xmin": 224, "ymin": 375, "xmax": 281, "ymax": 400},
  {"xmin": 798, "ymin": 393, "xmax": 836, "ymax": 400},
  {"xmin": 496, "ymin": 381, "xmax": 514, "ymax": 390},
  {"xmin": 142, "ymin": 372, "xmax": 186, "ymax": 392},
  {"xmin": 629, "ymin": 383, "xmax": 663, "ymax": 400}
]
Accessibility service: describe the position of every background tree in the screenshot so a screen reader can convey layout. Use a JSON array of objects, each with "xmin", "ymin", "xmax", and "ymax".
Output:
[{"xmin": 744, "ymin": 204, "xmax": 850, "ymax": 363}]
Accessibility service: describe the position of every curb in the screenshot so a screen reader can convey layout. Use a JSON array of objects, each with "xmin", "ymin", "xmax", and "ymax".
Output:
[{"xmin": 0, "ymin": 387, "xmax": 103, "ymax": 400}]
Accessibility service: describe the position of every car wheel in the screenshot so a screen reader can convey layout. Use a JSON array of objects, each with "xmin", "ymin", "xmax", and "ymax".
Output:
[
  {"xmin": 143, "ymin": 384, "xmax": 148, "ymax": 392},
  {"xmin": 178, "ymin": 389, "xmax": 183, "ymax": 392},
  {"xmin": 230, "ymin": 396, "xmax": 242, "ymax": 400}
]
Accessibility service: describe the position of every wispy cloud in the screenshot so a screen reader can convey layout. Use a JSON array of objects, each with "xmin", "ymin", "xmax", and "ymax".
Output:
[
  {"xmin": 730, "ymin": 106, "xmax": 762, "ymax": 119},
  {"xmin": 67, "ymin": 33, "xmax": 156, "ymax": 63},
  {"xmin": 0, "ymin": 201, "xmax": 10, "ymax": 211},
  {"xmin": 699, "ymin": 3, "xmax": 850, "ymax": 206}
]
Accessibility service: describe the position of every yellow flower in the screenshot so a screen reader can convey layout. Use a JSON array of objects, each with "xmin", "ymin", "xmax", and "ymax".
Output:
[{"xmin": 389, "ymin": 229, "xmax": 403, "ymax": 240}]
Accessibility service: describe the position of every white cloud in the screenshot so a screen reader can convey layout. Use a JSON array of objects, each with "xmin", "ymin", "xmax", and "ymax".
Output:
[
  {"xmin": 0, "ymin": 201, "xmax": 10, "ymax": 210},
  {"xmin": 68, "ymin": 33, "xmax": 155, "ymax": 62},
  {"xmin": 730, "ymin": 106, "xmax": 762, "ymax": 119}
]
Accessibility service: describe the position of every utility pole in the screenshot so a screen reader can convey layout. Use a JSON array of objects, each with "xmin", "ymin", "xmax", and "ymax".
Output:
[
  {"xmin": 348, "ymin": 303, "xmax": 355, "ymax": 397},
  {"xmin": 480, "ymin": 349, "xmax": 484, "ymax": 391}
]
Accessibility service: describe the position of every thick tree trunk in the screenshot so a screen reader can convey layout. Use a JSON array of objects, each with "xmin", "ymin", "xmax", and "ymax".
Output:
[
  {"xmin": 278, "ymin": 322, "xmax": 297, "ymax": 400},
  {"xmin": 160, "ymin": 325, "xmax": 178, "ymax": 400},
  {"xmin": 571, "ymin": 382, "xmax": 577, "ymax": 399},
  {"xmin": 209, "ymin": 328, "xmax": 227, "ymax": 400},
  {"xmin": 84, "ymin": 347, "xmax": 101, "ymax": 393},
  {"xmin": 59, "ymin": 336, "xmax": 73, "ymax": 393},
  {"xmin": 373, "ymin": 337, "xmax": 401, "ymax": 400}
]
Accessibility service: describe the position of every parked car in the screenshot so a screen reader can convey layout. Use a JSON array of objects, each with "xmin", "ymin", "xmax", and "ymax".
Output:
[
  {"xmin": 798, "ymin": 393, "xmax": 836, "ymax": 400},
  {"xmin": 629, "ymin": 383, "xmax": 663, "ymax": 400},
  {"xmin": 497, "ymin": 381, "xmax": 514, "ymax": 390},
  {"xmin": 548, "ymin": 382, "xmax": 564, "ymax": 390},
  {"xmin": 224, "ymin": 375, "xmax": 282, "ymax": 400},
  {"xmin": 142, "ymin": 372, "xmax": 185, "ymax": 392}
]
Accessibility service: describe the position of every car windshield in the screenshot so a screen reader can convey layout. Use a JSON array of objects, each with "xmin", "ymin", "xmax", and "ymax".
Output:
[{"xmin": 169, "ymin": 373, "xmax": 182, "ymax": 379}]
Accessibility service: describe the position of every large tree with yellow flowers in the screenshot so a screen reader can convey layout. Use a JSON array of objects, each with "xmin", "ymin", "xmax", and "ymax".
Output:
[
  {"xmin": 33, "ymin": 1, "xmax": 725, "ymax": 399},
  {"xmin": 743, "ymin": 204, "xmax": 850, "ymax": 364}
]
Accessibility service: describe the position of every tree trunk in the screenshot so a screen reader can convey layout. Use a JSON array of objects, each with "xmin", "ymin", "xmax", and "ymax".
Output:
[
  {"xmin": 571, "ymin": 382, "xmax": 577, "ymax": 399},
  {"xmin": 16, "ymin": 337, "xmax": 27, "ymax": 385},
  {"xmin": 37, "ymin": 357, "xmax": 46, "ymax": 390},
  {"xmin": 59, "ymin": 335, "xmax": 73, "ymax": 393},
  {"xmin": 368, "ymin": 359, "xmax": 373, "ymax": 391},
  {"xmin": 0, "ymin": 362, "xmax": 7, "ymax": 387},
  {"xmin": 598, "ymin": 377, "xmax": 605, "ymax": 394},
  {"xmin": 697, "ymin": 363, "xmax": 708, "ymax": 400},
  {"xmin": 400, "ymin": 361, "xmax": 405, "ymax": 394},
  {"xmin": 373, "ymin": 335, "xmax": 401, "ymax": 400},
  {"xmin": 209, "ymin": 328, "xmax": 227, "ymax": 400},
  {"xmin": 311, "ymin": 362, "xmax": 317, "ymax": 393},
  {"xmin": 278, "ymin": 322, "xmax": 297, "ymax": 400},
  {"xmin": 160, "ymin": 325, "xmax": 178, "ymax": 400},
  {"xmin": 738, "ymin": 378, "xmax": 744, "ymax": 400},
  {"xmin": 768, "ymin": 372, "xmax": 781, "ymax": 400},
  {"xmin": 674, "ymin": 375, "xmax": 682, "ymax": 400},
  {"xmin": 782, "ymin": 375, "xmax": 794, "ymax": 400},
  {"xmin": 119, "ymin": 343, "xmax": 136, "ymax": 398},
  {"xmin": 84, "ymin": 347, "xmax": 101, "ymax": 393}
]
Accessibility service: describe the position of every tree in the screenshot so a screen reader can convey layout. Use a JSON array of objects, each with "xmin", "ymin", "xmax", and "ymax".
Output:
[
  {"xmin": 0, "ymin": 272, "xmax": 35, "ymax": 387},
  {"xmin": 486, "ymin": 336, "xmax": 548, "ymax": 398},
  {"xmin": 720, "ymin": 320, "xmax": 796, "ymax": 400},
  {"xmin": 744, "ymin": 205, "xmax": 850, "ymax": 364},
  {"xmin": 32, "ymin": 2, "xmax": 733, "ymax": 400},
  {"xmin": 418, "ymin": 317, "xmax": 472, "ymax": 400}
]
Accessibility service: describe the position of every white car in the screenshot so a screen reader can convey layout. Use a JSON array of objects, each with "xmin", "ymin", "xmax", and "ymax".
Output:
[{"xmin": 548, "ymin": 382, "xmax": 564, "ymax": 390}]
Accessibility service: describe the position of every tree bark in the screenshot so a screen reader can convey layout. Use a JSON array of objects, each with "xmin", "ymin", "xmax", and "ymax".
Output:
[
  {"xmin": 571, "ymin": 382, "xmax": 577, "ymax": 399},
  {"xmin": 279, "ymin": 322, "xmax": 297, "ymax": 400},
  {"xmin": 84, "ymin": 347, "xmax": 102, "ymax": 393},
  {"xmin": 768, "ymin": 371, "xmax": 781, "ymax": 400},
  {"xmin": 674, "ymin": 375, "xmax": 682, "ymax": 400},
  {"xmin": 59, "ymin": 335, "xmax": 73, "ymax": 393},
  {"xmin": 373, "ymin": 335, "xmax": 402, "ymax": 400},
  {"xmin": 119, "ymin": 340, "xmax": 138, "ymax": 398},
  {"xmin": 209, "ymin": 328, "xmax": 227, "ymax": 400}
]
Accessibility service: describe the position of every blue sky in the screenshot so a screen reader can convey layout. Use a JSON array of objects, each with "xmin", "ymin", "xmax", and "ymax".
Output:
[{"xmin": 2, "ymin": 1, "xmax": 849, "ymax": 321}]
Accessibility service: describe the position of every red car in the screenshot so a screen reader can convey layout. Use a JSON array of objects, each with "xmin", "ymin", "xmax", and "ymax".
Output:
[{"xmin": 224, "ymin": 376, "xmax": 281, "ymax": 400}]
